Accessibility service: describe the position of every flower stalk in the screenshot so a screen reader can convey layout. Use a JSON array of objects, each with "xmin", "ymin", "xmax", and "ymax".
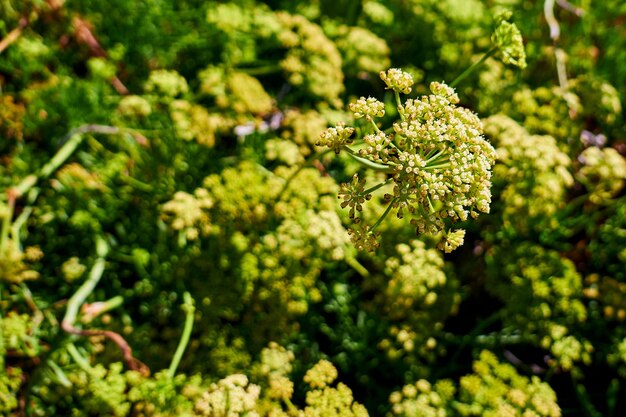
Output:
[{"xmin": 167, "ymin": 291, "xmax": 196, "ymax": 378}]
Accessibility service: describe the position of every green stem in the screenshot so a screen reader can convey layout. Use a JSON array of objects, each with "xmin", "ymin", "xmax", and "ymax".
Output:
[
  {"xmin": 81, "ymin": 295, "xmax": 124, "ymax": 323},
  {"xmin": 424, "ymin": 162, "xmax": 452, "ymax": 171},
  {"xmin": 275, "ymin": 149, "xmax": 333, "ymax": 201},
  {"xmin": 13, "ymin": 124, "xmax": 121, "ymax": 198},
  {"xmin": 167, "ymin": 292, "xmax": 195, "ymax": 378},
  {"xmin": 0, "ymin": 310, "xmax": 4, "ymax": 370},
  {"xmin": 362, "ymin": 178, "xmax": 394, "ymax": 195},
  {"xmin": 345, "ymin": 255, "xmax": 369, "ymax": 278},
  {"xmin": 343, "ymin": 147, "xmax": 396, "ymax": 172},
  {"xmin": 46, "ymin": 359, "xmax": 72, "ymax": 388},
  {"xmin": 61, "ymin": 236, "xmax": 109, "ymax": 334},
  {"xmin": 607, "ymin": 378, "xmax": 619, "ymax": 417},
  {"xmin": 450, "ymin": 47, "xmax": 498, "ymax": 88},
  {"xmin": 425, "ymin": 149, "xmax": 446, "ymax": 163},
  {"xmin": 19, "ymin": 283, "xmax": 44, "ymax": 329},
  {"xmin": 573, "ymin": 377, "xmax": 603, "ymax": 417},
  {"xmin": 0, "ymin": 191, "xmax": 14, "ymax": 257},
  {"xmin": 370, "ymin": 197, "xmax": 398, "ymax": 233},
  {"xmin": 120, "ymin": 175, "xmax": 153, "ymax": 192},
  {"xmin": 369, "ymin": 118, "xmax": 382, "ymax": 134},
  {"xmin": 67, "ymin": 343, "xmax": 94, "ymax": 374},
  {"xmin": 236, "ymin": 64, "xmax": 282, "ymax": 76},
  {"xmin": 11, "ymin": 204, "xmax": 34, "ymax": 246},
  {"xmin": 394, "ymin": 90, "xmax": 405, "ymax": 122},
  {"xmin": 284, "ymin": 397, "xmax": 299, "ymax": 415}
]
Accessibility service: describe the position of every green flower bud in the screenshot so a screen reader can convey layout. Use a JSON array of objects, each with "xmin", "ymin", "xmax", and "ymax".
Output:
[{"xmin": 492, "ymin": 11, "xmax": 527, "ymax": 69}]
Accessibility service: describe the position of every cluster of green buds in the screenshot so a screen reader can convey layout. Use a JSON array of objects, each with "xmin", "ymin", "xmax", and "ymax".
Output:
[
  {"xmin": 491, "ymin": 10, "xmax": 527, "ymax": 70},
  {"xmin": 317, "ymin": 69, "xmax": 497, "ymax": 252}
]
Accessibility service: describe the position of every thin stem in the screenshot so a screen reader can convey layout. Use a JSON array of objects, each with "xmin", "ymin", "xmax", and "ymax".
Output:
[
  {"xmin": 0, "ymin": 309, "xmax": 4, "ymax": 371},
  {"xmin": 425, "ymin": 149, "xmax": 446, "ymax": 164},
  {"xmin": 41, "ymin": 125, "xmax": 120, "ymax": 178},
  {"xmin": 236, "ymin": 64, "xmax": 282, "ymax": 76},
  {"xmin": 61, "ymin": 236, "xmax": 109, "ymax": 334},
  {"xmin": 607, "ymin": 378, "xmax": 619, "ymax": 417},
  {"xmin": 120, "ymin": 175, "xmax": 153, "ymax": 192},
  {"xmin": 545, "ymin": 0, "xmax": 574, "ymax": 92},
  {"xmin": 343, "ymin": 147, "xmax": 396, "ymax": 172},
  {"xmin": 555, "ymin": 48, "xmax": 569, "ymax": 90},
  {"xmin": 81, "ymin": 295, "xmax": 124, "ymax": 323},
  {"xmin": 46, "ymin": 359, "xmax": 72, "ymax": 388},
  {"xmin": 423, "ymin": 162, "xmax": 452, "ymax": 171},
  {"xmin": 544, "ymin": 0, "xmax": 559, "ymax": 40},
  {"xmin": 573, "ymin": 377, "xmax": 603, "ymax": 417},
  {"xmin": 370, "ymin": 197, "xmax": 398, "ymax": 233},
  {"xmin": 11, "ymin": 203, "xmax": 35, "ymax": 246},
  {"xmin": 362, "ymin": 178, "xmax": 394, "ymax": 195},
  {"xmin": 67, "ymin": 343, "xmax": 94, "ymax": 374},
  {"xmin": 167, "ymin": 292, "xmax": 195, "ymax": 378},
  {"xmin": 369, "ymin": 118, "xmax": 382, "ymax": 134},
  {"xmin": 0, "ymin": 17, "xmax": 28, "ymax": 54},
  {"xmin": 450, "ymin": 47, "xmax": 498, "ymax": 88},
  {"xmin": 284, "ymin": 397, "xmax": 299, "ymax": 415},
  {"xmin": 557, "ymin": 0, "xmax": 585, "ymax": 16},
  {"xmin": 12, "ymin": 125, "xmax": 121, "ymax": 199},
  {"xmin": 19, "ymin": 283, "xmax": 44, "ymax": 329},
  {"xmin": 394, "ymin": 90, "xmax": 405, "ymax": 122},
  {"xmin": 0, "ymin": 190, "xmax": 15, "ymax": 257},
  {"xmin": 427, "ymin": 196, "xmax": 436, "ymax": 214}
]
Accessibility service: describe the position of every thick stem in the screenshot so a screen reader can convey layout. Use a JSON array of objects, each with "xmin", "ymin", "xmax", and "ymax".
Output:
[
  {"xmin": 284, "ymin": 397, "xmax": 300, "ymax": 415},
  {"xmin": 345, "ymin": 255, "xmax": 369, "ymax": 278},
  {"xmin": 167, "ymin": 292, "xmax": 195, "ymax": 378}
]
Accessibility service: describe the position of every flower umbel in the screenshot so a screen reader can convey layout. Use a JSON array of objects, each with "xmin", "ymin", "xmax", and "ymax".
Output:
[
  {"xmin": 317, "ymin": 69, "xmax": 497, "ymax": 252},
  {"xmin": 338, "ymin": 174, "xmax": 371, "ymax": 221},
  {"xmin": 349, "ymin": 96, "xmax": 385, "ymax": 121},
  {"xmin": 380, "ymin": 68, "xmax": 414, "ymax": 94},
  {"xmin": 316, "ymin": 122, "xmax": 355, "ymax": 154}
]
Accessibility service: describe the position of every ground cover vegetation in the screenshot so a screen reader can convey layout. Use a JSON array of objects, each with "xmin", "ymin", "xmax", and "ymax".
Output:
[{"xmin": 1, "ymin": 0, "xmax": 626, "ymax": 416}]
